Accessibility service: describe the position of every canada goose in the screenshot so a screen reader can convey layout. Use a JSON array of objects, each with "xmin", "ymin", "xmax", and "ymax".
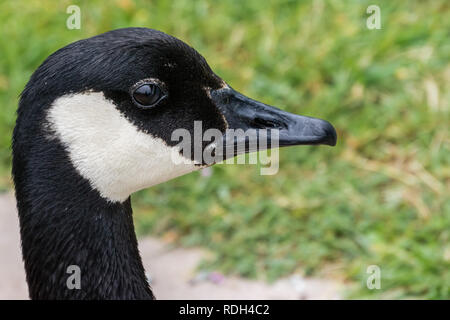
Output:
[{"xmin": 12, "ymin": 28, "xmax": 337, "ymax": 300}]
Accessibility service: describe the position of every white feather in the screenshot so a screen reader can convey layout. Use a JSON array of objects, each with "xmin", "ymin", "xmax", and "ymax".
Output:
[{"xmin": 46, "ymin": 91, "xmax": 200, "ymax": 202}]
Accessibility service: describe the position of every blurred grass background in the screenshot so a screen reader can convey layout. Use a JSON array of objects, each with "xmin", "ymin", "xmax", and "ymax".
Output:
[{"xmin": 0, "ymin": 0, "xmax": 449, "ymax": 299}]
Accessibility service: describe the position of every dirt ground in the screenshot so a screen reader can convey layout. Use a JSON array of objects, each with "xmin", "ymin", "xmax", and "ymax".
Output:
[{"xmin": 0, "ymin": 192, "xmax": 342, "ymax": 299}]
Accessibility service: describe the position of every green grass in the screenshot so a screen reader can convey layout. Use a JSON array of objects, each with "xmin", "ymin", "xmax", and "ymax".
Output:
[{"xmin": 1, "ymin": 0, "xmax": 449, "ymax": 299}]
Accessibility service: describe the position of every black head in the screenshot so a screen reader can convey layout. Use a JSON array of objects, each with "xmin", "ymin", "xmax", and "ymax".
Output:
[
  {"xmin": 15, "ymin": 27, "xmax": 337, "ymax": 203},
  {"xmin": 12, "ymin": 27, "xmax": 337, "ymax": 300}
]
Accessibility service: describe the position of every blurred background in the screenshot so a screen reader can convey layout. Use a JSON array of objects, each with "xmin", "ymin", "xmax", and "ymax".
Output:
[{"xmin": 0, "ymin": 0, "xmax": 448, "ymax": 299}]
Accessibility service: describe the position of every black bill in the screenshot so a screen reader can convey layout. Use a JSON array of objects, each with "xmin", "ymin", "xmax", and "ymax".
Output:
[{"xmin": 208, "ymin": 87, "xmax": 337, "ymax": 160}]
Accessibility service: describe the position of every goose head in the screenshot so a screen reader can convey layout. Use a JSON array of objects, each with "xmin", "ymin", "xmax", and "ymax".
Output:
[{"xmin": 18, "ymin": 28, "xmax": 336, "ymax": 203}]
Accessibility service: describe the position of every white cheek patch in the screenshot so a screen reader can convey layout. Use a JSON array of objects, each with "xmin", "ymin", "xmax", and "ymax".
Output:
[{"xmin": 46, "ymin": 91, "xmax": 200, "ymax": 203}]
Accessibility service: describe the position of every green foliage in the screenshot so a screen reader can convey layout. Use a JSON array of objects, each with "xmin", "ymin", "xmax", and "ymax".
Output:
[{"xmin": 1, "ymin": 0, "xmax": 449, "ymax": 298}]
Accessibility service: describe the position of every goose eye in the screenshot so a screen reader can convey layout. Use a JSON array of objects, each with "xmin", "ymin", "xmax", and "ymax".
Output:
[{"xmin": 132, "ymin": 83, "xmax": 165, "ymax": 107}]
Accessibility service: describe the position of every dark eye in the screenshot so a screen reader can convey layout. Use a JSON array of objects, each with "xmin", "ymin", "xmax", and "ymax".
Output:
[{"xmin": 132, "ymin": 83, "xmax": 166, "ymax": 108}]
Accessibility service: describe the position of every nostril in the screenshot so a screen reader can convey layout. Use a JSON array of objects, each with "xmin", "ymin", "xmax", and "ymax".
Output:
[{"xmin": 251, "ymin": 117, "xmax": 282, "ymax": 129}]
